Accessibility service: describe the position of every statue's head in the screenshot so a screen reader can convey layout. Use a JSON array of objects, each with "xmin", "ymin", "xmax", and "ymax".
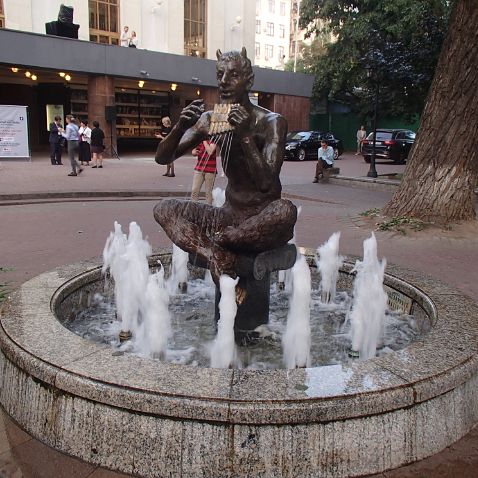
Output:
[{"xmin": 216, "ymin": 48, "xmax": 254, "ymax": 103}]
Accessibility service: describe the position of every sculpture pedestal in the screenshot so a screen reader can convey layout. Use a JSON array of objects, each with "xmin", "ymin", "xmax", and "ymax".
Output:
[{"xmin": 213, "ymin": 244, "xmax": 297, "ymax": 344}]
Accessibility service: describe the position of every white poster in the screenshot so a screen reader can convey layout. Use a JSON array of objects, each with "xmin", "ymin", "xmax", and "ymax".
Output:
[{"xmin": 0, "ymin": 105, "xmax": 30, "ymax": 158}]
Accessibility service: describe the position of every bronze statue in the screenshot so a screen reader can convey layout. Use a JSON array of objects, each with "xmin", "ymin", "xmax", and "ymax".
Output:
[{"xmin": 154, "ymin": 48, "xmax": 297, "ymax": 340}]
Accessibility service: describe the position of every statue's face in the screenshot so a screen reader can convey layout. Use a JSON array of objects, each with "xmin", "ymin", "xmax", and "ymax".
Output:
[{"xmin": 216, "ymin": 58, "xmax": 250, "ymax": 103}]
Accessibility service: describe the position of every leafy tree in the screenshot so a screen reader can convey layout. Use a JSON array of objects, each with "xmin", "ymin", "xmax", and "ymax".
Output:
[
  {"xmin": 383, "ymin": 0, "xmax": 478, "ymax": 223},
  {"xmin": 299, "ymin": 0, "xmax": 451, "ymax": 120}
]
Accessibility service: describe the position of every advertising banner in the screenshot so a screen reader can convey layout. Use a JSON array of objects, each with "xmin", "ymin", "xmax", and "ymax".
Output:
[{"xmin": 0, "ymin": 105, "xmax": 30, "ymax": 159}]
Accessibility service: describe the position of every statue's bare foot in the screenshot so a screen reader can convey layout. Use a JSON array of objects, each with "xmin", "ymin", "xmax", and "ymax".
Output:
[
  {"xmin": 235, "ymin": 285, "xmax": 247, "ymax": 305},
  {"xmin": 210, "ymin": 247, "xmax": 237, "ymax": 285}
]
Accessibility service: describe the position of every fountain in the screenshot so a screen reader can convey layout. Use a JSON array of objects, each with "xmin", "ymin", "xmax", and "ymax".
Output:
[{"xmin": 0, "ymin": 48, "xmax": 478, "ymax": 478}]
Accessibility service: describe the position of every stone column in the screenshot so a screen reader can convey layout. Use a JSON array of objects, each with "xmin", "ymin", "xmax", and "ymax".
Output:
[{"xmin": 88, "ymin": 75, "xmax": 116, "ymax": 157}]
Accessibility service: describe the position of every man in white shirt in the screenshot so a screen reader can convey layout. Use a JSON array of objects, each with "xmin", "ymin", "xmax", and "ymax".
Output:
[
  {"xmin": 120, "ymin": 26, "xmax": 130, "ymax": 47},
  {"xmin": 313, "ymin": 140, "xmax": 334, "ymax": 183}
]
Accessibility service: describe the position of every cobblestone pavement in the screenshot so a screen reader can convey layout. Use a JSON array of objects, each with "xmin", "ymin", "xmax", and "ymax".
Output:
[{"xmin": 0, "ymin": 152, "xmax": 477, "ymax": 477}]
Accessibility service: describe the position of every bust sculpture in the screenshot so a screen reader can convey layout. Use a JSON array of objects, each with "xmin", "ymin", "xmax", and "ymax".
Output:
[{"xmin": 45, "ymin": 4, "xmax": 80, "ymax": 39}]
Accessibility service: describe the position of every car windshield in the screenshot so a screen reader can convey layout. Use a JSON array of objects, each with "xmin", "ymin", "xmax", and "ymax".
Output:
[
  {"xmin": 287, "ymin": 132, "xmax": 311, "ymax": 141},
  {"xmin": 366, "ymin": 131, "xmax": 393, "ymax": 141}
]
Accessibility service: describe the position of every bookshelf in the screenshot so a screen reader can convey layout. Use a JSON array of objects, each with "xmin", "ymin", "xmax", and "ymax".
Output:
[
  {"xmin": 70, "ymin": 86, "xmax": 88, "ymax": 119},
  {"xmin": 115, "ymin": 89, "xmax": 170, "ymax": 138}
]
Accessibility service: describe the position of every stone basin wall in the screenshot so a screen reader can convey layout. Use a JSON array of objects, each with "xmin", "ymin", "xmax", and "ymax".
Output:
[{"xmin": 0, "ymin": 251, "xmax": 477, "ymax": 477}]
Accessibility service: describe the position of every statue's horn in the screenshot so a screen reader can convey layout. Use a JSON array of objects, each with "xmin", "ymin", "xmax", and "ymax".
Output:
[
  {"xmin": 241, "ymin": 47, "xmax": 247, "ymax": 58},
  {"xmin": 216, "ymin": 49, "xmax": 223, "ymax": 60}
]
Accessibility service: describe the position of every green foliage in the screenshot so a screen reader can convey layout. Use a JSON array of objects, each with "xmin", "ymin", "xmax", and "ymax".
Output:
[
  {"xmin": 359, "ymin": 208, "xmax": 381, "ymax": 218},
  {"xmin": 299, "ymin": 0, "xmax": 451, "ymax": 120},
  {"xmin": 377, "ymin": 216, "xmax": 426, "ymax": 234}
]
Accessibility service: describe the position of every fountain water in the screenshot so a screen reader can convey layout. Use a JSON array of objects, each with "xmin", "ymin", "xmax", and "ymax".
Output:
[
  {"xmin": 316, "ymin": 231, "xmax": 344, "ymax": 303},
  {"xmin": 282, "ymin": 251, "xmax": 311, "ymax": 368},
  {"xmin": 167, "ymin": 243, "xmax": 189, "ymax": 294},
  {"xmin": 210, "ymin": 275, "xmax": 240, "ymax": 368},
  {"xmin": 349, "ymin": 233, "xmax": 388, "ymax": 359},
  {"xmin": 134, "ymin": 268, "xmax": 171, "ymax": 359}
]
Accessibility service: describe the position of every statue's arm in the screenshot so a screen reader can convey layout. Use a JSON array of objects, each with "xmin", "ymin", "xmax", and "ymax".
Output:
[
  {"xmin": 155, "ymin": 100, "xmax": 209, "ymax": 165},
  {"xmin": 240, "ymin": 114, "xmax": 286, "ymax": 191}
]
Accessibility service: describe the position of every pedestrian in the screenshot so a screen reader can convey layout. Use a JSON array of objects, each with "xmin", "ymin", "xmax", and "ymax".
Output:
[
  {"xmin": 155, "ymin": 117, "xmax": 174, "ymax": 177},
  {"xmin": 78, "ymin": 119, "xmax": 92, "ymax": 166},
  {"xmin": 191, "ymin": 139, "xmax": 217, "ymax": 205},
  {"xmin": 48, "ymin": 115, "xmax": 63, "ymax": 165},
  {"xmin": 62, "ymin": 115, "xmax": 82, "ymax": 176},
  {"xmin": 313, "ymin": 139, "xmax": 334, "ymax": 183},
  {"xmin": 356, "ymin": 125, "xmax": 367, "ymax": 155},
  {"xmin": 90, "ymin": 121, "xmax": 105, "ymax": 168},
  {"xmin": 120, "ymin": 26, "xmax": 130, "ymax": 47},
  {"xmin": 129, "ymin": 31, "xmax": 138, "ymax": 48}
]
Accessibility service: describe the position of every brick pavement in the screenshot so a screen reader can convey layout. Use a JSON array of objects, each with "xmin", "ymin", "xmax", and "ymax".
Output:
[{"xmin": 0, "ymin": 151, "xmax": 477, "ymax": 477}]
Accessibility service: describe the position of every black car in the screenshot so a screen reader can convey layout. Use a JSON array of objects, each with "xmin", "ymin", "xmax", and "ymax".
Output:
[
  {"xmin": 284, "ymin": 131, "xmax": 344, "ymax": 161},
  {"xmin": 361, "ymin": 129, "xmax": 415, "ymax": 164}
]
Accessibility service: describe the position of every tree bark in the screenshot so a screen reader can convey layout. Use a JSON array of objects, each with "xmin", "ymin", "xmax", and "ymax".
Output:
[{"xmin": 383, "ymin": 0, "xmax": 478, "ymax": 223}]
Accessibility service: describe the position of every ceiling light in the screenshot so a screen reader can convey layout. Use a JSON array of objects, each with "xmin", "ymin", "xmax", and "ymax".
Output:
[
  {"xmin": 65, "ymin": 74, "xmax": 71, "ymax": 81},
  {"xmin": 152, "ymin": 90, "xmax": 156, "ymax": 93},
  {"xmin": 25, "ymin": 71, "xmax": 31, "ymax": 78},
  {"xmin": 170, "ymin": 83, "xmax": 177, "ymax": 91},
  {"xmin": 31, "ymin": 74, "xmax": 37, "ymax": 81},
  {"xmin": 196, "ymin": 89, "xmax": 200, "ymax": 96},
  {"xmin": 11, "ymin": 67, "xmax": 19, "ymax": 73},
  {"xmin": 59, "ymin": 72, "xmax": 66, "ymax": 77},
  {"xmin": 138, "ymin": 81, "xmax": 144, "ymax": 88}
]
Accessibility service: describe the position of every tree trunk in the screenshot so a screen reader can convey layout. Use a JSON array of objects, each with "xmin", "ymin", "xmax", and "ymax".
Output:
[{"xmin": 383, "ymin": 0, "xmax": 478, "ymax": 223}]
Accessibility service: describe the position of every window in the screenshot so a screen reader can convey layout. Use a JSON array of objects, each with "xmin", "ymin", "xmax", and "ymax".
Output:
[
  {"xmin": 278, "ymin": 46, "xmax": 284, "ymax": 61},
  {"xmin": 268, "ymin": 0, "xmax": 275, "ymax": 13},
  {"xmin": 256, "ymin": 19, "xmax": 261, "ymax": 34},
  {"xmin": 255, "ymin": 42, "xmax": 260, "ymax": 58},
  {"xmin": 266, "ymin": 22, "xmax": 274, "ymax": 36},
  {"xmin": 279, "ymin": 24, "xmax": 285, "ymax": 38},
  {"xmin": 184, "ymin": 0, "xmax": 207, "ymax": 58},
  {"xmin": 256, "ymin": 0, "xmax": 261, "ymax": 14},
  {"xmin": 280, "ymin": 1, "xmax": 286, "ymax": 15},
  {"xmin": 89, "ymin": 0, "xmax": 120, "ymax": 45},
  {"xmin": 265, "ymin": 44, "xmax": 273, "ymax": 60},
  {"xmin": 0, "ymin": 0, "xmax": 6, "ymax": 28}
]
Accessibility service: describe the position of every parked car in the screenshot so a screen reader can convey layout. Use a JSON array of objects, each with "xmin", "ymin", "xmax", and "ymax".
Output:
[
  {"xmin": 361, "ymin": 129, "xmax": 415, "ymax": 164},
  {"xmin": 284, "ymin": 131, "xmax": 344, "ymax": 161}
]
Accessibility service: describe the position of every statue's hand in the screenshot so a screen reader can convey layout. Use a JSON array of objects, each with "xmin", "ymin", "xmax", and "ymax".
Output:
[
  {"xmin": 178, "ymin": 99, "xmax": 205, "ymax": 130},
  {"xmin": 228, "ymin": 105, "xmax": 250, "ymax": 136}
]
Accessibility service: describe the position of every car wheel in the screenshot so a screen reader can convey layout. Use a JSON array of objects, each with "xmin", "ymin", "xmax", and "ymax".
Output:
[
  {"xmin": 333, "ymin": 148, "xmax": 339, "ymax": 160},
  {"xmin": 393, "ymin": 153, "xmax": 407, "ymax": 165},
  {"xmin": 364, "ymin": 155, "xmax": 371, "ymax": 164},
  {"xmin": 296, "ymin": 148, "xmax": 306, "ymax": 161}
]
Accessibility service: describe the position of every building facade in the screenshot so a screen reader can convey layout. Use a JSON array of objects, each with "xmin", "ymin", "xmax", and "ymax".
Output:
[
  {"xmin": 254, "ymin": 0, "xmax": 291, "ymax": 70},
  {"xmin": 1, "ymin": 0, "xmax": 255, "ymax": 60},
  {"xmin": 0, "ymin": 1, "xmax": 313, "ymax": 155}
]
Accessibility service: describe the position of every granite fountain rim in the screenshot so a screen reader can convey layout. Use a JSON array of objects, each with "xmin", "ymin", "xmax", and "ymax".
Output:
[{"xmin": 0, "ymin": 247, "xmax": 477, "ymax": 425}]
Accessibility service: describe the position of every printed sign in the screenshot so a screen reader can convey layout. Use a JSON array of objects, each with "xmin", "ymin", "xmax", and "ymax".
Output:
[{"xmin": 0, "ymin": 105, "xmax": 30, "ymax": 158}]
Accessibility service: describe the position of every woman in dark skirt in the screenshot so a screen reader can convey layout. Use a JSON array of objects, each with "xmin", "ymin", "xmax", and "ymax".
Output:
[
  {"xmin": 78, "ymin": 120, "xmax": 92, "ymax": 166},
  {"xmin": 90, "ymin": 121, "xmax": 106, "ymax": 168}
]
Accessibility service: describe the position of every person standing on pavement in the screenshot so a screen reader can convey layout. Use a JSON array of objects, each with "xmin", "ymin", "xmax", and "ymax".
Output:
[
  {"xmin": 313, "ymin": 140, "xmax": 334, "ymax": 183},
  {"xmin": 62, "ymin": 115, "xmax": 82, "ymax": 177},
  {"xmin": 90, "ymin": 121, "xmax": 105, "ymax": 168},
  {"xmin": 48, "ymin": 115, "xmax": 63, "ymax": 165},
  {"xmin": 356, "ymin": 125, "xmax": 367, "ymax": 155},
  {"xmin": 191, "ymin": 139, "xmax": 217, "ymax": 205},
  {"xmin": 78, "ymin": 119, "xmax": 92, "ymax": 166},
  {"xmin": 155, "ymin": 117, "xmax": 174, "ymax": 177}
]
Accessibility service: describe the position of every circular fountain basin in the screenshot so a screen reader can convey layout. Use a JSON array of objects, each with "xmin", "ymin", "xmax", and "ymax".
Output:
[{"xmin": 0, "ymin": 250, "xmax": 477, "ymax": 477}]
